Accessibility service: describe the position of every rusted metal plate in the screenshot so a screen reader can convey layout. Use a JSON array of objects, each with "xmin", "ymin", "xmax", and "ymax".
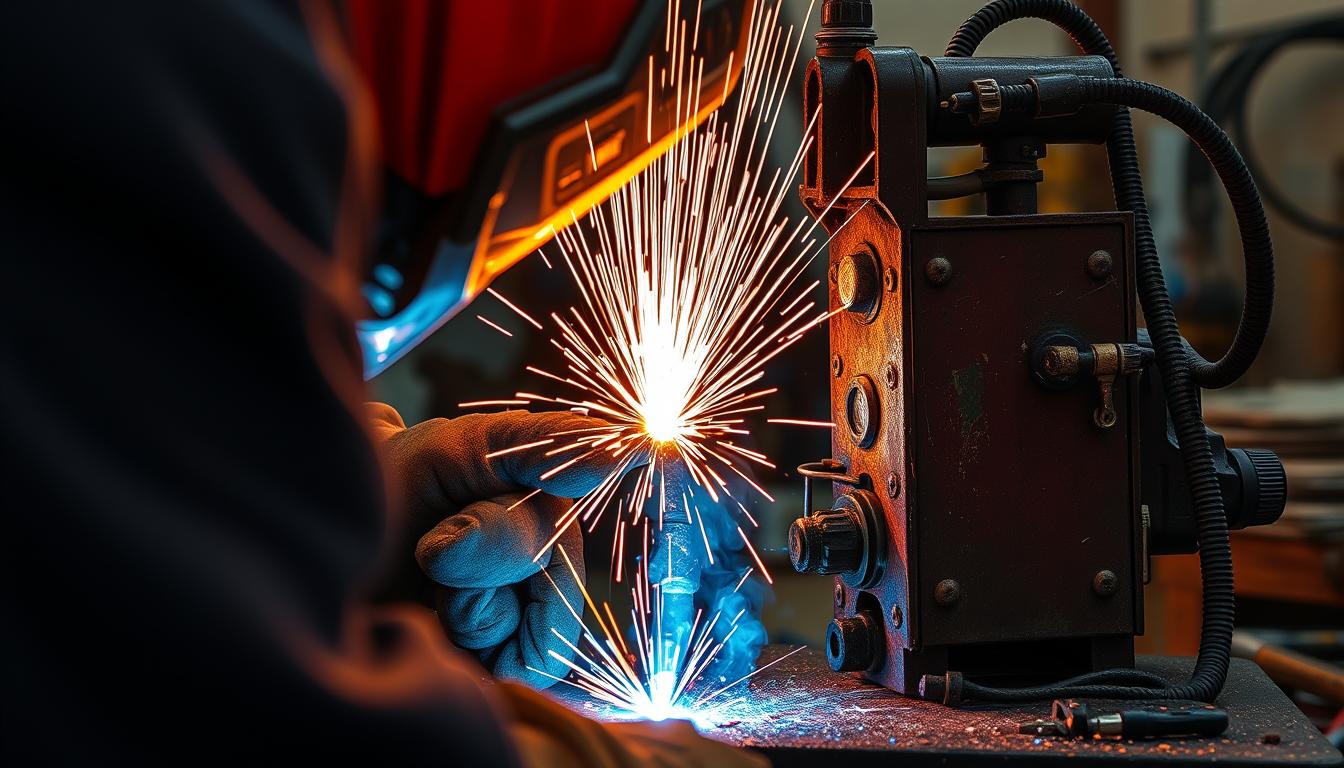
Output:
[{"xmin": 908, "ymin": 214, "xmax": 1139, "ymax": 649}]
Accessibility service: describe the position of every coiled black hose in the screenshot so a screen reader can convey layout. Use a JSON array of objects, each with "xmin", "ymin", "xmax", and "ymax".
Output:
[
  {"xmin": 928, "ymin": 0, "xmax": 1274, "ymax": 704},
  {"xmin": 1187, "ymin": 16, "xmax": 1344, "ymax": 241}
]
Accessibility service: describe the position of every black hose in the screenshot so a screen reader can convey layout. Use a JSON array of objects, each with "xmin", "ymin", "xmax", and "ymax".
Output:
[
  {"xmin": 935, "ymin": 0, "xmax": 1259, "ymax": 704},
  {"xmin": 1187, "ymin": 16, "xmax": 1344, "ymax": 241}
]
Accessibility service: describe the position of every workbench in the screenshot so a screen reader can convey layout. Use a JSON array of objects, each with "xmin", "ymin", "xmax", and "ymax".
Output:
[{"xmin": 554, "ymin": 645, "xmax": 1343, "ymax": 766}]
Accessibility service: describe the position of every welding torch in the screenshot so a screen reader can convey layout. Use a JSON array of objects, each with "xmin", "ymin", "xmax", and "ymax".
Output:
[{"xmin": 646, "ymin": 448, "xmax": 703, "ymax": 678}]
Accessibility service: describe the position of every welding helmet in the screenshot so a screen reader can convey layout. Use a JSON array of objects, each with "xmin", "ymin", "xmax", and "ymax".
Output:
[{"xmin": 347, "ymin": 0, "xmax": 752, "ymax": 378}]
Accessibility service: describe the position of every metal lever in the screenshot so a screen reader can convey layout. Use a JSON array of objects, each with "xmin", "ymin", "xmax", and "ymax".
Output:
[{"xmin": 1035, "ymin": 338, "xmax": 1153, "ymax": 430}]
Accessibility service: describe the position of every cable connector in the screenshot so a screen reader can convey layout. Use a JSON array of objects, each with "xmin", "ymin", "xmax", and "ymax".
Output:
[{"xmin": 917, "ymin": 671, "xmax": 965, "ymax": 705}]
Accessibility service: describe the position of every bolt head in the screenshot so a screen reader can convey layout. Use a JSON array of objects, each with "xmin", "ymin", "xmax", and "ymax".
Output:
[
  {"xmin": 886, "ymin": 473, "xmax": 901, "ymax": 499},
  {"xmin": 831, "ymin": 354, "xmax": 844, "ymax": 378},
  {"xmin": 834, "ymin": 582, "xmax": 846, "ymax": 609},
  {"xmin": 1087, "ymin": 249, "xmax": 1113, "ymax": 279},
  {"xmin": 884, "ymin": 361, "xmax": 899, "ymax": 390},
  {"xmin": 1093, "ymin": 569, "xmax": 1119, "ymax": 597},
  {"xmin": 925, "ymin": 257, "xmax": 953, "ymax": 286},
  {"xmin": 934, "ymin": 578, "xmax": 962, "ymax": 606},
  {"xmin": 883, "ymin": 267, "xmax": 896, "ymax": 292},
  {"xmin": 890, "ymin": 605, "xmax": 903, "ymax": 629}
]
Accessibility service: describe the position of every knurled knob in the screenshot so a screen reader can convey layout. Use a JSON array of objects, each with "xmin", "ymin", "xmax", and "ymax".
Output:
[
  {"xmin": 789, "ymin": 510, "xmax": 862, "ymax": 574},
  {"xmin": 1243, "ymin": 448, "xmax": 1287, "ymax": 527},
  {"xmin": 821, "ymin": 0, "xmax": 872, "ymax": 27}
]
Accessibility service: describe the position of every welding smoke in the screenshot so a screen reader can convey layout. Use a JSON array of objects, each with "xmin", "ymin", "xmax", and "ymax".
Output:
[{"xmin": 694, "ymin": 482, "xmax": 769, "ymax": 684}]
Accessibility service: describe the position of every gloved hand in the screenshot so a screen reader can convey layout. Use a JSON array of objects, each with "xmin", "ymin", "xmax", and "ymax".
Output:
[
  {"xmin": 368, "ymin": 404, "xmax": 645, "ymax": 689},
  {"xmin": 499, "ymin": 681, "xmax": 770, "ymax": 768}
]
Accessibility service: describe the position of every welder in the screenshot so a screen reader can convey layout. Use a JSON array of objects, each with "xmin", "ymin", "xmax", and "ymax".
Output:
[{"xmin": 1, "ymin": 1, "xmax": 764, "ymax": 765}]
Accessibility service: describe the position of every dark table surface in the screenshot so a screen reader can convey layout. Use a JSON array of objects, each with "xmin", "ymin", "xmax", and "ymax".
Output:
[{"xmin": 553, "ymin": 645, "xmax": 1343, "ymax": 766}]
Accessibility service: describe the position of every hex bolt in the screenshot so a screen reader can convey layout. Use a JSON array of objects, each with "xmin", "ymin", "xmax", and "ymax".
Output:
[
  {"xmin": 925, "ymin": 257, "xmax": 953, "ymax": 286},
  {"xmin": 884, "ymin": 361, "xmax": 899, "ymax": 390},
  {"xmin": 1087, "ymin": 249, "xmax": 1113, "ymax": 280},
  {"xmin": 886, "ymin": 473, "xmax": 901, "ymax": 499},
  {"xmin": 1093, "ymin": 569, "xmax": 1118, "ymax": 597},
  {"xmin": 934, "ymin": 578, "xmax": 962, "ymax": 606},
  {"xmin": 832, "ymin": 354, "xmax": 844, "ymax": 378},
  {"xmin": 883, "ymin": 267, "xmax": 896, "ymax": 292}
]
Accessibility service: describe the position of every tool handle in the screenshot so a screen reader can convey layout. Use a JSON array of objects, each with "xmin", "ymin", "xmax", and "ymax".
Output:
[
  {"xmin": 1253, "ymin": 644, "xmax": 1344, "ymax": 705},
  {"xmin": 1121, "ymin": 708, "xmax": 1228, "ymax": 739}
]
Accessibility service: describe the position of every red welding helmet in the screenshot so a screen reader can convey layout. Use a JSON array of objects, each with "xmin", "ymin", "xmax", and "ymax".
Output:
[{"xmin": 348, "ymin": 0, "xmax": 753, "ymax": 376}]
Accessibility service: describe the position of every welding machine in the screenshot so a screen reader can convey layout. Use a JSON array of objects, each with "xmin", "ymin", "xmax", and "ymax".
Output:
[{"xmin": 787, "ymin": 0, "xmax": 1285, "ymax": 704}]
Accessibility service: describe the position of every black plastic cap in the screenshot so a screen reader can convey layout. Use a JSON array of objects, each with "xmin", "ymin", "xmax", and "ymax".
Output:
[
  {"xmin": 822, "ymin": 0, "xmax": 872, "ymax": 27},
  {"xmin": 1242, "ymin": 448, "xmax": 1287, "ymax": 527},
  {"xmin": 826, "ymin": 613, "xmax": 878, "ymax": 672}
]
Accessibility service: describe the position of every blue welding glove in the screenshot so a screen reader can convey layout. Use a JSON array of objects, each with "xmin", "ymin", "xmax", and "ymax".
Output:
[{"xmin": 370, "ymin": 404, "xmax": 644, "ymax": 690}]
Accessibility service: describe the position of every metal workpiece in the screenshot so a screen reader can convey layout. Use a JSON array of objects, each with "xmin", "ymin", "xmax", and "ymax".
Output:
[{"xmin": 554, "ymin": 649, "xmax": 1341, "ymax": 765}]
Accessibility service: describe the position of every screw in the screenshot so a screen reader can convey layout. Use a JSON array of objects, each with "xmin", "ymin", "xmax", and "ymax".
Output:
[
  {"xmin": 934, "ymin": 578, "xmax": 962, "ymax": 606},
  {"xmin": 884, "ymin": 361, "xmax": 899, "ymax": 390},
  {"xmin": 831, "ymin": 354, "xmax": 844, "ymax": 378},
  {"xmin": 925, "ymin": 257, "xmax": 952, "ymax": 286},
  {"xmin": 890, "ymin": 605, "xmax": 903, "ymax": 629},
  {"xmin": 1086, "ymin": 249, "xmax": 1113, "ymax": 280},
  {"xmin": 1093, "ymin": 569, "xmax": 1118, "ymax": 597},
  {"xmin": 883, "ymin": 267, "xmax": 896, "ymax": 292},
  {"xmin": 834, "ymin": 582, "xmax": 846, "ymax": 610},
  {"xmin": 886, "ymin": 473, "xmax": 901, "ymax": 499}
]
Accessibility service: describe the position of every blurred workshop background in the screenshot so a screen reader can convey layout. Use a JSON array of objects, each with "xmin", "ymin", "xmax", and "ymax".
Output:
[{"xmin": 371, "ymin": 0, "xmax": 1344, "ymax": 741}]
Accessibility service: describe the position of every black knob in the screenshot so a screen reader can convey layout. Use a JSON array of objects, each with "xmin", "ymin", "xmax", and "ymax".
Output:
[
  {"xmin": 790, "ymin": 510, "xmax": 861, "ymax": 574},
  {"xmin": 827, "ymin": 611, "xmax": 880, "ymax": 672},
  {"xmin": 821, "ymin": 0, "xmax": 872, "ymax": 28},
  {"xmin": 1233, "ymin": 447, "xmax": 1287, "ymax": 528}
]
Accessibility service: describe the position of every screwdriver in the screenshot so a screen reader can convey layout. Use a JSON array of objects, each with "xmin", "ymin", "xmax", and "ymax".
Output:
[{"xmin": 1019, "ymin": 699, "xmax": 1229, "ymax": 740}]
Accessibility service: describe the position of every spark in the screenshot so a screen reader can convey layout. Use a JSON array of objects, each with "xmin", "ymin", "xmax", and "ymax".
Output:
[
  {"xmin": 457, "ymin": 399, "xmax": 528, "ymax": 409},
  {"xmin": 476, "ymin": 314, "xmax": 514, "ymax": 337},
  {"xmin": 486, "ymin": 287, "xmax": 544, "ymax": 330},
  {"xmin": 499, "ymin": 0, "xmax": 869, "ymax": 567},
  {"xmin": 465, "ymin": 0, "xmax": 873, "ymax": 721},
  {"xmin": 765, "ymin": 418, "xmax": 834, "ymax": 428}
]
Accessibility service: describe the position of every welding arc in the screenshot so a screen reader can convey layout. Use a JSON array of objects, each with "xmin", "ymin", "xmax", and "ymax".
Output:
[{"xmin": 930, "ymin": 0, "xmax": 1272, "ymax": 706}]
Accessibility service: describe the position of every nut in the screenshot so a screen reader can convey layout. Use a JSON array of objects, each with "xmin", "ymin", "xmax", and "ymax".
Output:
[
  {"xmin": 934, "ymin": 579, "xmax": 962, "ymax": 606},
  {"xmin": 1093, "ymin": 569, "xmax": 1118, "ymax": 597},
  {"xmin": 1086, "ymin": 249, "xmax": 1113, "ymax": 279},
  {"xmin": 925, "ymin": 257, "xmax": 953, "ymax": 286},
  {"xmin": 886, "ymin": 473, "xmax": 901, "ymax": 499}
]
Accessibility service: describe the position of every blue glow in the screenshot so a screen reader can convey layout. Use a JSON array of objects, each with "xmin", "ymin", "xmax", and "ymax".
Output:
[
  {"xmin": 358, "ymin": 240, "xmax": 474, "ymax": 379},
  {"xmin": 362, "ymin": 284, "xmax": 395, "ymax": 317},
  {"xmin": 372, "ymin": 263, "xmax": 404, "ymax": 290}
]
